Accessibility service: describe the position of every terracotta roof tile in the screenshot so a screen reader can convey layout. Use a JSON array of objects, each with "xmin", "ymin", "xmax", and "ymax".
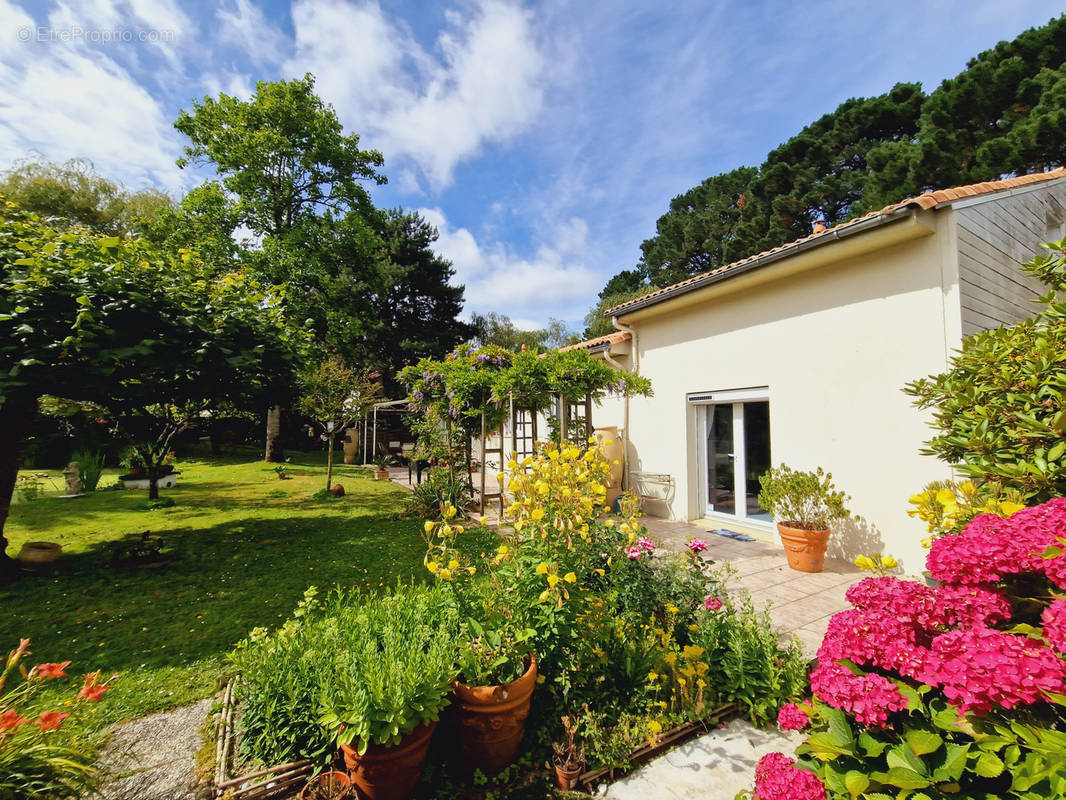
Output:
[
  {"xmin": 608, "ymin": 168, "xmax": 1066, "ymax": 315},
  {"xmin": 558, "ymin": 330, "xmax": 632, "ymax": 352}
]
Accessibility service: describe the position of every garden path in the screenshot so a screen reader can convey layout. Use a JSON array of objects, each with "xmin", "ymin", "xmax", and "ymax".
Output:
[
  {"xmin": 599, "ymin": 718, "xmax": 804, "ymax": 799},
  {"xmin": 640, "ymin": 517, "xmax": 863, "ymax": 657}
]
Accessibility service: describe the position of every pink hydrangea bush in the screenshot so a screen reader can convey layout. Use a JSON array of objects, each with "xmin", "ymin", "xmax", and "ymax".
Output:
[
  {"xmin": 752, "ymin": 753, "xmax": 826, "ymax": 800},
  {"xmin": 747, "ymin": 498, "xmax": 1066, "ymax": 799}
]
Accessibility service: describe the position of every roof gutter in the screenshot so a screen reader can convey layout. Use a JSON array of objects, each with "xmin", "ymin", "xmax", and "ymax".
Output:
[{"xmin": 612, "ymin": 206, "xmax": 917, "ymax": 317}]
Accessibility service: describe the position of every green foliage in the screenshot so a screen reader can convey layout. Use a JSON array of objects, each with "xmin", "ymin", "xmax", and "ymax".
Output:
[
  {"xmin": 0, "ymin": 640, "xmax": 107, "ymax": 800},
  {"xmin": 403, "ymin": 467, "xmax": 473, "ymax": 519},
  {"xmin": 231, "ymin": 583, "xmax": 462, "ymax": 763},
  {"xmin": 0, "ymin": 156, "xmax": 172, "ymax": 236},
  {"xmin": 456, "ymin": 617, "xmax": 535, "ymax": 688},
  {"xmin": 470, "ymin": 312, "xmax": 577, "ymax": 351},
  {"xmin": 905, "ymin": 241, "xmax": 1066, "ymax": 502},
  {"xmin": 690, "ymin": 591, "xmax": 809, "ymax": 725},
  {"xmin": 69, "ymin": 448, "xmax": 104, "ymax": 492},
  {"xmin": 757, "ymin": 464, "xmax": 852, "ymax": 528},
  {"xmin": 797, "ymin": 689, "xmax": 1066, "ymax": 799}
]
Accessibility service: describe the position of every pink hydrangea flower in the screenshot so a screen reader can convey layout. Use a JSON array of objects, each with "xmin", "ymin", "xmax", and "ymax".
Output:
[
  {"xmin": 1042, "ymin": 599, "xmax": 1066, "ymax": 653},
  {"xmin": 624, "ymin": 545, "xmax": 642, "ymax": 560},
  {"xmin": 687, "ymin": 538, "xmax": 708, "ymax": 553},
  {"xmin": 637, "ymin": 535, "xmax": 656, "ymax": 551},
  {"xmin": 776, "ymin": 702, "xmax": 809, "ymax": 731},
  {"xmin": 753, "ymin": 752, "xmax": 826, "ymax": 800},
  {"xmin": 809, "ymin": 662, "xmax": 909, "ymax": 727},
  {"xmin": 703, "ymin": 595, "xmax": 723, "ymax": 611}
]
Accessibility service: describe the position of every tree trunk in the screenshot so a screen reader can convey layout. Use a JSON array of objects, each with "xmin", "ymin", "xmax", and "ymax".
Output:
[
  {"xmin": 265, "ymin": 406, "xmax": 284, "ymax": 462},
  {"xmin": 0, "ymin": 397, "xmax": 38, "ymax": 582},
  {"xmin": 326, "ymin": 434, "xmax": 335, "ymax": 491},
  {"xmin": 148, "ymin": 471, "xmax": 160, "ymax": 501}
]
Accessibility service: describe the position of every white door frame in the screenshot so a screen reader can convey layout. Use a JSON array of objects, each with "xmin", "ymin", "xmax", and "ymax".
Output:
[{"xmin": 690, "ymin": 388, "xmax": 773, "ymax": 532}]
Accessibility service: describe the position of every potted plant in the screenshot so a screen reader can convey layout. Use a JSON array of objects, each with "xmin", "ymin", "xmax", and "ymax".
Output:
[
  {"xmin": 119, "ymin": 447, "xmax": 146, "ymax": 477},
  {"xmin": 372, "ymin": 455, "xmax": 392, "ymax": 480},
  {"xmin": 757, "ymin": 464, "xmax": 852, "ymax": 573},
  {"xmin": 314, "ymin": 586, "xmax": 462, "ymax": 800},
  {"xmin": 551, "ymin": 715, "xmax": 585, "ymax": 791},
  {"xmin": 298, "ymin": 770, "xmax": 351, "ymax": 800},
  {"xmin": 450, "ymin": 618, "xmax": 537, "ymax": 775}
]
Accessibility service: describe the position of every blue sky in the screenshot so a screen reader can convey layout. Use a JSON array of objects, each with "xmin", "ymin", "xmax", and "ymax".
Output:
[{"xmin": 0, "ymin": 1, "xmax": 1060, "ymax": 331}]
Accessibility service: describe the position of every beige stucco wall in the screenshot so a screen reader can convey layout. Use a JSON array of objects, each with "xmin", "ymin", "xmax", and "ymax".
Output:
[{"xmin": 618, "ymin": 212, "xmax": 960, "ymax": 575}]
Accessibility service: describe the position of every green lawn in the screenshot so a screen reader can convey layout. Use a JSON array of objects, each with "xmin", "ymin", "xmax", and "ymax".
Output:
[{"xmin": 1, "ymin": 449, "xmax": 478, "ymax": 732}]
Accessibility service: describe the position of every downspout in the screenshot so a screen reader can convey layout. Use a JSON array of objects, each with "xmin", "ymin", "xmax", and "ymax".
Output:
[{"xmin": 610, "ymin": 316, "xmax": 639, "ymax": 492}]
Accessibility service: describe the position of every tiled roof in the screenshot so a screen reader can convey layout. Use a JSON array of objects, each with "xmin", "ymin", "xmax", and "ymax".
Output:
[
  {"xmin": 609, "ymin": 168, "xmax": 1066, "ymax": 315},
  {"xmin": 558, "ymin": 330, "xmax": 632, "ymax": 352}
]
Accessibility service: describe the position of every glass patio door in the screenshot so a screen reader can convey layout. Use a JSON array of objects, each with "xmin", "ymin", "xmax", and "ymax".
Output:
[{"xmin": 700, "ymin": 396, "xmax": 771, "ymax": 523}]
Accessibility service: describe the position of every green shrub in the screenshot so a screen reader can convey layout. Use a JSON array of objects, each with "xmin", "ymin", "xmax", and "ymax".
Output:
[
  {"xmin": 70, "ymin": 448, "xmax": 104, "ymax": 492},
  {"xmin": 230, "ymin": 584, "xmax": 461, "ymax": 766},
  {"xmin": 757, "ymin": 464, "xmax": 852, "ymax": 528},
  {"xmin": 905, "ymin": 241, "xmax": 1066, "ymax": 502},
  {"xmin": 690, "ymin": 591, "xmax": 809, "ymax": 725},
  {"xmin": 403, "ymin": 467, "xmax": 472, "ymax": 518}
]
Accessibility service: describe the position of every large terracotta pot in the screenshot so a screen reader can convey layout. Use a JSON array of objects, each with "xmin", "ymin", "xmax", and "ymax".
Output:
[
  {"xmin": 342, "ymin": 428, "xmax": 360, "ymax": 465},
  {"xmin": 340, "ymin": 722, "xmax": 436, "ymax": 800},
  {"xmin": 777, "ymin": 523, "xmax": 830, "ymax": 573},
  {"xmin": 553, "ymin": 763, "xmax": 583, "ymax": 791},
  {"xmin": 18, "ymin": 541, "xmax": 62, "ymax": 569},
  {"xmin": 594, "ymin": 426, "xmax": 624, "ymax": 506},
  {"xmin": 451, "ymin": 655, "xmax": 536, "ymax": 775}
]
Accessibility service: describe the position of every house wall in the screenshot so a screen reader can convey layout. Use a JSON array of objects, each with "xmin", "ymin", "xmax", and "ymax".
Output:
[
  {"xmin": 955, "ymin": 183, "xmax": 1066, "ymax": 336},
  {"xmin": 620, "ymin": 217, "xmax": 957, "ymax": 575}
]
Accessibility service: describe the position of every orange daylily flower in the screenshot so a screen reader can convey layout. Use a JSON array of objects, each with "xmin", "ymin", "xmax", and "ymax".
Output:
[{"xmin": 35, "ymin": 710, "xmax": 70, "ymax": 732}]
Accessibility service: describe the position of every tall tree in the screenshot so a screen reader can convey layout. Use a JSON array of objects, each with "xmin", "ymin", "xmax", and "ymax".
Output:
[
  {"xmin": 174, "ymin": 73, "xmax": 386, "ymax": 461},
  {"xmin": 865, "ymin": 15, "xmax": 1066, "ymax": 207},
  {"xmin": 372, "ymin": 210, "xmax": 473, "ymax": 383},
  {"xmin": 469, "ymin": 312, "xmax": 576, "ymax": 351},
  {"xmin": 0, "ymin": 203, "xmax": 300, "ymax": 577}
]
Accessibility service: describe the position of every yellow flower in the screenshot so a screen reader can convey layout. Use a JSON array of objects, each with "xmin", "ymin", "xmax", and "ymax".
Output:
[
  {"xmin": 497, "ymin": 544, "xmax": 509, "ymax": 554},
  {"xmin": 538, "ymin": 589, "xmax": 551, "ymax": 602},
  {"xmin": 880, "ymin": 555, "xmax": 898, "ymax": 569},
  {"xmin": 531, "ymin": 508, "xmax": 545, "ymax": 521},
  {"xmin": 564, "ymin": 572, "xmax": 576, "ymax": 584},
  {"xmin": 443, "ymin": 503, "xmax": 457, "ymax": 519},
  {"xmin": 588, "ymin": 436, "xmax": 597, "ymax": 444},
  {"xmin": 536, "ymin": 562, "xmax": 549, "ymax": 574},
  {"xmin": 666, "ymin": 603, "xmax": 679, "ymax": 614},
  {"xmin": 467, "ymin": 566, "xmax": 477, "ymax": 575},
  {"xmin": 647, "ymin": 671, "xmax": 659, "ymax": 682},
  {"xmin": 604, "ymin": 519, "xmax": 615, "ymax": 527},
  {"xmin": 478, "ymin": 515, "xmax": 488, "ymax": 525},
  {"xmin": 682, "ymin": 644, "xmax": 705, "ymax": 660},
  {"xmin": 536, "ymin": 481, "xmax": 550, "ymax": 495},
  {"xmin": 497, "ymin": 472, "xmax": 506, "ymax": 483},
  {"xmin": 448, "ymin": 559, "xmax": 460, "ymax": 571},
  {"xmin": 593, "ymin": 568, "xmax": 605, "ymax": 576},
  {"xmin": 854, "ymin": 555, "xmax": 876, "ymax": 571},
  {"xmin": 439, "ymin": 568, "xmax": 452, "ymax": 580},
  {"xmin": 662, "ymin": 652, "xmax": 677, "ymax": 666},
  {"xmin": 440, "ymin": 524, "xmax": 452, "ymax": 537},
  {"xmin": 547, "ymin": 574, "xmax": 560, "ymax": 588},
  {"xmin": 647, "ymin": 720, "xmax": 662, "ymax": 734},
  {"xmin": 423, "ymin": 521, "xmax": 435, "ymax": 534},
  {"xmin": 1000, "ymin": 501, "xmax": 1026, "ymax": 517},
  {"xmin": 426, "ymin": 561, "xmax": 439, "ymax": 573},
  {"xmin": 920, "ymin": 536, "xmax": 934, "ymax": 549},
  {"xmin": 453, "ymin": 525, "xmax": 464, "ymax": 534}
]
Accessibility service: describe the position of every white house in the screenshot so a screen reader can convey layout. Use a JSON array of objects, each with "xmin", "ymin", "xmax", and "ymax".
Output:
[{"xmin": 570, "ymin": 169, "xmax": 1066, "ymax": 573}]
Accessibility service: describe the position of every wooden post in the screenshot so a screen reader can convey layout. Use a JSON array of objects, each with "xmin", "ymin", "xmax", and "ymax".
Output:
[
  {"xmin": 559, "ymin": 393, "xmax": 568, "ymax": 444},
  {"xmin": 479, "ymin": 409, "xmax": 487, "ymax": 513}
]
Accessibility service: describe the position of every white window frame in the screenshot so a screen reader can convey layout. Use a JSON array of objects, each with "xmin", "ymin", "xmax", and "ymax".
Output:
[{"xmin": 690, "ymin": 388, "xmax": 773, "ymax": 532}]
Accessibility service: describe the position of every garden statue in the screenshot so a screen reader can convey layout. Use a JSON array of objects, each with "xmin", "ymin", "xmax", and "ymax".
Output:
[{"xmin": 62, "ymin": 461, "xmax": 83, "ymax": 495}]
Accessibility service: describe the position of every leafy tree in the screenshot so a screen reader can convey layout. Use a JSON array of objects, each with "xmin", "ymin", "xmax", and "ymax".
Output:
[
  {"xmin": 0, "ymin": 202, "xmax": 301, "ymax": 576},
  {"xmin": 469, "ymin": 312, "xmax": 576, "ymax": 351},
  {"xmin": 297, "ymin": 357, "xmax": 381, "ymax": 490},
  {"xmin": 0, "ymin": 157, "xmax": 172, "ymax": 235},
  {"xmin": 865, "ymin": 15, "xmax": 1066, "ymax": 206},
  {"xmin": 174, "ymin": 73, "xmax": 387, "ymax": 461},
  {"xmin": 139, "ymin": 181, "xmax": 245, "ymax": 267},
  {"xmin": 905, "ymin": 241, "xmax": 1066, "ymax": 502}
]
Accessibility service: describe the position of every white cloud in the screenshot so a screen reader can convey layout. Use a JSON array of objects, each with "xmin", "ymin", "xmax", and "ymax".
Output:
[
  {"xmin": 420, "ymin": 207, "xmax": 598, "ymax": 324},
  {"xmin": 286, "ymin": 0, "xmax": 545, "ymax": 190},
  {"xmin": 215, "ymin": 0, "xmax": 289, "ymax": 67},
  {"xmin": 0, "ymin": 5, "xmax": 183, "ymax": 191}
]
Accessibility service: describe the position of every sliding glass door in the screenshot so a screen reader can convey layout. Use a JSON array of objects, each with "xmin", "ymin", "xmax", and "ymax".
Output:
[{"xmin": 697, "ymin": 393, "xmax": 771, "ymax": 524}]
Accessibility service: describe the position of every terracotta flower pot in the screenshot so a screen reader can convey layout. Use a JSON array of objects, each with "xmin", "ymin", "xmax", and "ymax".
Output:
[
  {"xmin": 451, "ymin": 655, "xmax": 536, "ymax": 775},
  {"xmin": 777, "ymin": 523, "xmax": 830, "ymax": 573},
  {"xmin": 374, "ymin": 469, "xmax": 390, "ymax": 480},
  {"xmin": 299, "ymin": 770, "xmax": 351, "ymax": 800},
  {"xmin": 340, "ymin": 721, "xmax": 436, "ymax": 800},
  {"xmin": 18, "ymin": 541, "xmax": 62, "ymax": 569},
  {"xmin": 329, "ymin": 484, "xmax": 345, "ymax": 497},
  {"xmin": 553, "ymin": 763, "xmax": 583, "ymax": 791}
]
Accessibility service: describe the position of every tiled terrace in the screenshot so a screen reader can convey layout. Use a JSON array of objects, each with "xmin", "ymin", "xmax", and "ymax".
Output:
[
  {"xmin": 642, "ymin": 517, "xmax": 862, "ymax": 657},
  {"xmin": 383, "ymin": 468, "xmax": 860, "ymax": 657}
]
